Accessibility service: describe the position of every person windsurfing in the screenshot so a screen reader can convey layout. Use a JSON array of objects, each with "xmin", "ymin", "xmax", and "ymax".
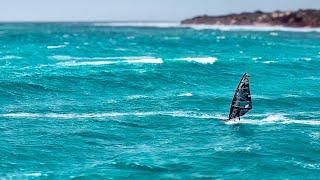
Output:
[{"xmin": 227, "ymin": 73, "xmax": 252, "ymax": 121}]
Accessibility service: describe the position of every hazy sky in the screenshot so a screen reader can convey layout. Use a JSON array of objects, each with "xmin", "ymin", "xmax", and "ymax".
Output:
[{"xmin": 0, "ymin": 0, "xmax": 319, "ymax": 21}]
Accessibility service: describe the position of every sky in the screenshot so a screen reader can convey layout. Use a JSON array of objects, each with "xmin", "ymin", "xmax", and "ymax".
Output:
[{"xmin": 0, "ymin": 0, "xmax": 319, "ymax": 22}]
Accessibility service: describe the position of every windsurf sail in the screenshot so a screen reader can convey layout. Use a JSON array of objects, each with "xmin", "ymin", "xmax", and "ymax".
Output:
[{"xmin": 228, "ymin": 73, "xmax": 252, "ymax": 120}]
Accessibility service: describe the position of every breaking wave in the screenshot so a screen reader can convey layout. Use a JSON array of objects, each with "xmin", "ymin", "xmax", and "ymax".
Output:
[
  {"xmin": 225, "ymin": 114, "xmax": 320, "ymax": 125},
  {"xmin": 125, "ymin": 58, "xmax": 163, "ymax": 64},
  {"xmin": 50, "ymin": 55, "xmax": 153, "ymax": 61},
  {"xmin": 0, "ymin": 55, "xmax": 23, "ymax": 60},
  {"xmin": 175, "ymin": 57, "xmax": 218, "ymax": 64},
  {"xmin": 177, "ymin": 92, "xmax": 193, "ymax": 97},
  {"xmin": 57, "ymin": 61, "xmax": 117, "ymax": 66},
  {"xmin": 47, "ymin": 45, "xmax": 66, "ymax": 49}
]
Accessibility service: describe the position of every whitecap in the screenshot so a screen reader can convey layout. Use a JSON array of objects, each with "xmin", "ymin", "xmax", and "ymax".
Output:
[
  {"xmin": 269, "ymin": 32, "xmax": 278, "ymax": 36},
  {"xmin": 50, "ymin": 55, "xmax": 73, "ymax": 61},
  {"xmin": 57, "ymin": 61, "xmax": 116, "ymax": 66},
  {"xmin": 47, "ymin": 45, "xmax": 66, "ymax": 49},
  {"xmin": 177, "ymin": 92, "xmax": 193, "ymax": 97},
  {"xmin": 50, "ymin": 55, "xmax": 153, "ymax": 61},
  {"xmin": 263, "ymin": 60, "xmax": 276, "ymax": 64},
  {"xmin": 125, "ymin": 58, "xmax": 163, "ymax": 64},
  {"xmin": 252, "ymin": 57, "xmax": 262, "ymax": 61},
  {"xmin": 24, "ymin": 173, "xmax": 42, "ymax": 177},
  {"xmin": 126, "ymin": 95, "xmax": 148, "ymax": 100},
  {"xmin": 0, "ymin": 55, "xmax": 23, "ymax": 60},
  {"xmin": 302, "ymin": 57, "xmax": 312, "ymax": 61},
  {"xmin": 176, "ymin": 57, "xmax": 218, "ymax": 64},
  {"xmin": 229, "ymin": 114, "xmax": 320, "ymax": 126}
]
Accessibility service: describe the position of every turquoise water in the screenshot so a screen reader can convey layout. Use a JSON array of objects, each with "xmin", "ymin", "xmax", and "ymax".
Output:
[{"xmin": 0, "ymin": 23, "xmax": 319, "ymax": 179}]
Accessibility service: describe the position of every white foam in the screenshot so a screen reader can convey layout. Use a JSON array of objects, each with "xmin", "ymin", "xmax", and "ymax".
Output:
[
  {"xmin": 47, "ymin": 45, "xmax": 66, "ymax": 49},
  {"xmin": 0, "ymin": 55, "xmax": 23, "ymax": 60},
  {"xmin": 177, "ymin": 92, "xmax": 193, "ymax": 97},
  {"xmin": 269, "ymin": 32, "xmax": 278, "ymax": 36},
  {"xmin": 50, "ymin": 55, "xmax": 153, "ymax": 61},
  {"xmin": 252, "ymin": 57, "xmax": 262, "ymax": 61},
  {"xmin": 302, "ymin": 57, "xmax": 312, "ymax": 61},
  {"xmin": 125, "ymin": 58, "xmax": 163, "ymax": 64},
  {"xmin": 176, "ymin": 57, "xmax": 218, "ymax": 64},
  {"xmin": 263, "ymin": 60, "xmax": 276, "ymax": 64},
  {"xmin": 50, "ymin": 55, "xmax": 73, "ymax": 61},
  {"xmin": 24, "ymin": 173, "xmax": 42, "ymax": 177},
  {"xmin": 229, "ymin": 114, "xmax": 320, "ymax": 125},
  {"xmin": 126, "ymin": 95, "xmax": 148, "ymax": 100},
  {"xmin": 57, "ymin": 61, "xmax": 116, "ymax": 66}
]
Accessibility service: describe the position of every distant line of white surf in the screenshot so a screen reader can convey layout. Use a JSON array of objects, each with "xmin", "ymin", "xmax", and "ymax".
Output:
[
  {"xmin": 50, "ymin": 55, "xmax": 153, "ymax": 61},
  {"xmin": 51, "ymin": 55, "xmax": 218, "ymax": 66},
  {"xmin": 93, "ymin": 22, "xmax": 320, "ymax": 32},
  {"xmin": 56, "ymin": 58, "xmax": 163, "ymax": 66}
]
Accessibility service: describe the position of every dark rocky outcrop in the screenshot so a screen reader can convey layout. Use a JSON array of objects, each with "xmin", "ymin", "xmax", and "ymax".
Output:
[{"xmin": 181, "ymin": 9, "xmax": 320, "ymax": 27}]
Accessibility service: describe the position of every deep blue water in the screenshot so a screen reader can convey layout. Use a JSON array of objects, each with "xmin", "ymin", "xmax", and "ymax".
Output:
[{"xmin": 0, "ymin": 23, "xmax": 319, "ymax": 179}]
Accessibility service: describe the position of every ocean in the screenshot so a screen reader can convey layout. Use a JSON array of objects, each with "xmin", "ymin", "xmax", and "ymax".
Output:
[{"xmin": 0, "ymin": 22, "xmax": 319, "ymax": 179}]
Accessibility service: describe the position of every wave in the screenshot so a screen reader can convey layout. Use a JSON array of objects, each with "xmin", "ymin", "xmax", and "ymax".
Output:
[
  {"xmin": 0, "ymin": 55, "xmax": 23, "ymax": 60},
  {"xmin": 57, "ymin": 58, "xmax": 163, "ymax": 67},
  {"xmin": 125, "ymin": 58, "xmax": 163, "ymax": 64},
  {"xmin": 93, "ymin": 22, "xmax": 320, "ymax": 32},
  {"xmin": 126, "ymin": 95, "xmax": 148, "ymax": 100},
  {"xmin": 50, "ymin": 55, "xmax": 153, "ymax": 61},
  {"xmin": 57, "ymin": 61, "xmax": 116, "ymax": 66},
  {"xmin": 47, "ymin": 45, "xmax": 66, "ymax": 49},
  {"xmin": 262, "ymin": 60, "xmax": 277, "ymax": 64},
  {"xmin": 225, "ymin": 114, "xmax": 320, "ymax": 126},
  {"xmin": 177, "ymin": 92, "xmax": 193, "ymax": 97},
  {"xmin": 175, "ymin": 57, "xmax": 218, "ymax": 64}
]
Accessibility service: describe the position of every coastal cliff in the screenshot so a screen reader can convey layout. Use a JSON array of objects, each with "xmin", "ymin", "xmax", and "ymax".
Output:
[{"xmin": 181, "ymin": 9, "xmax": 320, "ymax": 27}]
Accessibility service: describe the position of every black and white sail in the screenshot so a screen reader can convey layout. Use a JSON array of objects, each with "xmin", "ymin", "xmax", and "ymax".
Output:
[{"xmin": 228, "ymin": 73, "xmax": 252, "ymax": 120}]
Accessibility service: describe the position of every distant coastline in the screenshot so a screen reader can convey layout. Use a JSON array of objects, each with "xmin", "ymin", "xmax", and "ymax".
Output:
[{"xmin": 181, "ymin": 9, "xmax": 320, "ymax": 27}]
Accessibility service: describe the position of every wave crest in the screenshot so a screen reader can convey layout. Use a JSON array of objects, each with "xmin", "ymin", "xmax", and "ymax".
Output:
[{"xmin": 176, "ymin": 57, "xmax": 218, "ymax": 64}]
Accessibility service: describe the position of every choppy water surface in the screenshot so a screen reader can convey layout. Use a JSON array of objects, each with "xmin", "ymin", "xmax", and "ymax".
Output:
[{"xmin": 0, "ymin": 23, "xmax": 319, "ymax": 179}]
